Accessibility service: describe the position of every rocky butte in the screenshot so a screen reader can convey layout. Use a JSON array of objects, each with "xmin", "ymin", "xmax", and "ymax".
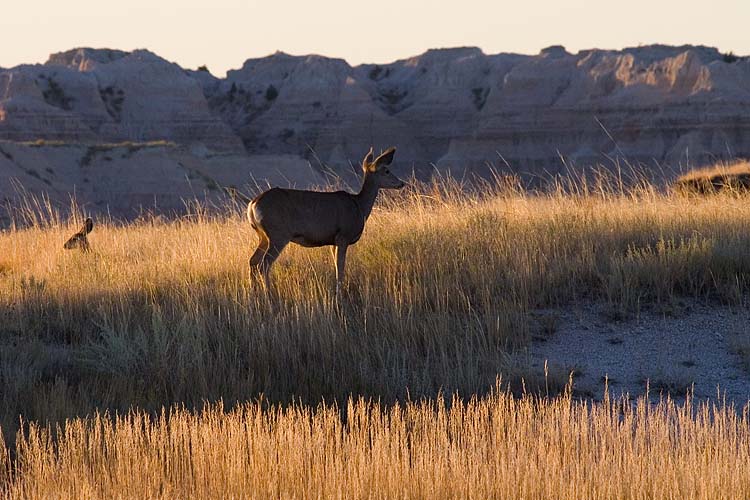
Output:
[{"xmin": 0, "ymin": 45, "xmax": 748, "ymax": 219}]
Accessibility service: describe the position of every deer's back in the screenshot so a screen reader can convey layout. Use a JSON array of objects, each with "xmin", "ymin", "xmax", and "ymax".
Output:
[{"xmin": 249, "ymin": 188, "xmax": 364, "ymax": 247}]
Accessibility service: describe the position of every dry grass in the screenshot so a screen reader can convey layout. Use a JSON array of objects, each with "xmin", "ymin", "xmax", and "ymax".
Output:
[
  {"xmin": 677, "ymin": 160, "xmax": 750, "ymax": 181},
  {"xmin": 675, "ymin": 159, "xmax": 750, "ymax": 194},
  {"xmin": 2, "ymin": 390, "xmax": 750, "ymax": 499},
  {"xmin": 1, "ymin": 176, "xmax": 750, "ymax": 497},
  {"xmin": 1, "ymin": 181, "xmax": 750, "ymax": 416}
]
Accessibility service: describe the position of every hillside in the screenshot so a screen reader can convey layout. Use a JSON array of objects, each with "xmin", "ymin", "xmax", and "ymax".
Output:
[{"xmin": 0, "ymin": 45, "xmax": 749, "ymax": 216}]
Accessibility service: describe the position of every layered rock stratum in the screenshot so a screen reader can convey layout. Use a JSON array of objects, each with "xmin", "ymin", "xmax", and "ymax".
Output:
[{"xmin": 0, "ymin": 45, "xmax": 748, "ymax": 218}]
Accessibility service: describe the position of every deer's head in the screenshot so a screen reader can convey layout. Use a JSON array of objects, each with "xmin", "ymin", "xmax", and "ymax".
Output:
[
  {"xmin": 362, "ymin": 147, "xmax": 405, "ymax": 189},
  {"xmin": 64, "ymin": 218, "xmax": 93, "ymax": 252}
]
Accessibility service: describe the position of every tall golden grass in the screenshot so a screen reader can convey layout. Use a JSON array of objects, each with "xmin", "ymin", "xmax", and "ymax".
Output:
[
  {"xmin": 1, "ymin": 176, "xmax": 750, "ymax": 497},
  {"xmin": 675, "ymin": 159, "xmax": 750, "ymax": 194},
  {"xmin": 676, "ymin": 159, "xmax": 750, "ymax": 182},
  {"xmin": 3, "ymin": 389, "xmax": 750, "ymax": 499}
]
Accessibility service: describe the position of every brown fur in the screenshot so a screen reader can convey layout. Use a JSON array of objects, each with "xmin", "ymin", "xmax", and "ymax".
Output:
[
  {"xmin": 63, "ymin": 218, "xmax": 94, "ymax": 252},
  {"xmin": 247, "ymin": 147, "xmax": 404, "ymax": 293}
]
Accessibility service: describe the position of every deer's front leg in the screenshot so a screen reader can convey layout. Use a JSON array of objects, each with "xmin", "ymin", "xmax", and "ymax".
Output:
[{"xmin": 334, "ymin": 243, "xmax": 348, "ymax": 298}]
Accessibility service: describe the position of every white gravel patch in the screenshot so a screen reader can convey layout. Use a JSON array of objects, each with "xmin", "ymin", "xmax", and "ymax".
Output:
[{"xmin": 528, "ymin": 302, "xmax": 750, "ymax": 407}]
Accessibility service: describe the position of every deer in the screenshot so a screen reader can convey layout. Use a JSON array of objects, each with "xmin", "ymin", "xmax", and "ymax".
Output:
[
  {"xmin": 246, "ymin": 146, "xmax": 404, "ymax": 295},
  {"xmin": 63, "ymin": 217, "xmax": 93, "ymax": 252}
]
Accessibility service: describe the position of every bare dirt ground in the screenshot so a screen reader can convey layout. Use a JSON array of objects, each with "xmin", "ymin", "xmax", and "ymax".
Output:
[{"xmin": 527, "ymin": 302, "xmax": 750, "ymax": 407}]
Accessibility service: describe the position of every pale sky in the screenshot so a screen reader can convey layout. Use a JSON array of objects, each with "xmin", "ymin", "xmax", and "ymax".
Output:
[{"xmin": 2, "ymin": 0, "xmax": 748, "ymax": 76}]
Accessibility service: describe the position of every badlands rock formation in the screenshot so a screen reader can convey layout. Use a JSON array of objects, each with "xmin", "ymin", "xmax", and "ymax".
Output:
[
  {"xmin": 211, "ymin": 44, "xmax": 750, "ymax": 178},
  {"xmin": 0, "ymin": 44, "xmax": 748, "ymax": 218},
  {"xmin": 1, "ymin": 48, "xmax": 242, "ymax": 150}
]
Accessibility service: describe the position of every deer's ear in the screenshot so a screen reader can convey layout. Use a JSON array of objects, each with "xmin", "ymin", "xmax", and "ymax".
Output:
[
  {"xmin": 373, "ymin": 147, "xmax": 396, "ymax": 168},
  {"xmin": 83, "ymin": 218, "xmax": 93, "ymax": 234},
  {"xmin": 362, "ymin": 147, "xmax": 374, "ymax": 170}
]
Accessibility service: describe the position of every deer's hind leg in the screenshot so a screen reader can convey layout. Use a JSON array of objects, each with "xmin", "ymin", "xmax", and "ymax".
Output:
[
  {"xmin": 249, "ymin": 226, "xmax": 272, "ymax": 288},
  {"xmin": 258, "ymin": 240, "xmax": 288, "ymax": 291},
  {"xmin": 250, "ymin": 234, "xmax": 269, "ymax": 274}
]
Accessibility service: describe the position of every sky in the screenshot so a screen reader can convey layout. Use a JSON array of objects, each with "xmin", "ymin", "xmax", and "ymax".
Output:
[{"xmin": 2, "ymin": 0, "xmax": 748, "ymax": 76}]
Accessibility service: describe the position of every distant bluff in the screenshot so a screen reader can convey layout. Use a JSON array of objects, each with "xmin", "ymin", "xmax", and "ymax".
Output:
[{"xmin": 1, "ymin": 44, "xmax": 749, "ymax": 180}]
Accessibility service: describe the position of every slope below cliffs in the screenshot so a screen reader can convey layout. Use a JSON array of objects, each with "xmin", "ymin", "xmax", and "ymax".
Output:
[{"xmin": 0, "ymin": 44, "xmax": 748, "ymax": 218}]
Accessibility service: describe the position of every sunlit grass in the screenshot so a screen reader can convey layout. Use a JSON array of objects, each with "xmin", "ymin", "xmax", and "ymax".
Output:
[
  {"xmin": 3, "ymin": 389, "xmax": 750, "ymax": 499},
  {"xmin": 1, "ymin": 174, "xmax": 750, "ymax": 497},
  {"xmin": 675, "ymin": 159, "xmax": 750, "ymax": 194},
  {"xmin": 677, "ymin": 159, "xmax": 750, "ymax": 182},
  {"xmin": 2, "ymin": 179, "xmax": 750, "ymax": 417}
]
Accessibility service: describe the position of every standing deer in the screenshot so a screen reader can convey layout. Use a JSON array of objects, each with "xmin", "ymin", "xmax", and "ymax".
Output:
[
  {"xmin": 63, "ymin": 217, "xmax": 94, "ymax": 252},
  {"xmin": 247, "ymin": 146, "xmax": 404, "ymax": 294}
]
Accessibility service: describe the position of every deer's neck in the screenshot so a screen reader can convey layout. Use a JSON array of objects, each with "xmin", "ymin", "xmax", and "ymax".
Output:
[{"xmin": 354, "ymin": 174, "xmax": 380, "ymax": 220}]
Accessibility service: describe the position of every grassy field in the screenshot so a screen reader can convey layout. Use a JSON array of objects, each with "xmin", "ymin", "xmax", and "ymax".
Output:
[
  {"xmin": 4, "ymin": 390, "xmax": 750, "ymax": 499},
  {"xmin": 675, "ymin": 159, "xmax": 750, "ymax": 194},
  {"xmin": 1, "ymin": 177, "xmax": 750, "ymax": 497}
]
